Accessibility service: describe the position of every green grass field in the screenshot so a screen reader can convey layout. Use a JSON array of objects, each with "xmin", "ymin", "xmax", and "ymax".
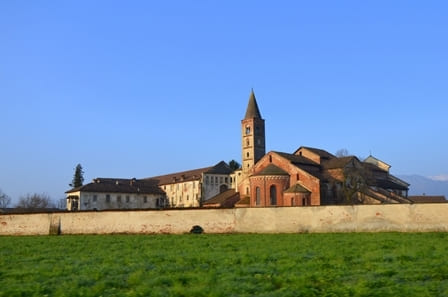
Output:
[{"xmin": 1, "ymin": 233, "xmax": 448, "ymax": 296}]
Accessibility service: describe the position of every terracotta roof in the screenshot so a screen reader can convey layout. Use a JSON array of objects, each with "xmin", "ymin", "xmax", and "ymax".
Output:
[
  {"xmin": 203, "ymin": 189, "xmax": 240, "ymax": 208},
  {"xmin": 323, "ymin": 156, "xmax": 357, "ymax": 169},
  {"xmin": 295, "ymin": 146, "xmax": 336, "ymax": 159},
  {"xmin": 147, "ymin": 161, "xmax": 231, "ymax": 185},
  {"xmin": 205, "ymin": 161, "xmax": 233, "ymax": 174},
  {"xmin": 408, "ymin": 196, "xmax": 447, "ymax": 203},
  {"xmin": 254, "ymin": 164, "xmax": 289, "ymax": 176},
  {"xmin": 272, "ymin": 151, "xmax": 323, "ymax": 179},
  {"xmin": 66, "ymin": 178, "xmax": 165, "ymax": 195},
  {"xmin": 235, "ymin": 195, "xmax": 250, "ymax": 206},
  {"xmin": 244, "ymin": 89, "xmax": 262, "ymax": 119},
  {"xmin": 273, "ymin": 151, "xmax": 320, "ymax": 166},
  {"xmin": 284, "ymin": 183, "xmax": 311, "ymax": 193}
]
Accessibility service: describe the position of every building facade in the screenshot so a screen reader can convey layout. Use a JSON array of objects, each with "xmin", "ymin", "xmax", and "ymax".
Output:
[
  {"xmin": 66, "ymin": 178, "xmax": 167, "ymax": 211},
  {"xmin": 236, "ymin": 90, "xmax": 410, "ymax": 207},
  {"xmin": 66, "ymin": 89, "xmax": 411, "ymax": 210},
  {"xmin": 147, "ymin": 161, "xmax": 234, "ymax": 208}
]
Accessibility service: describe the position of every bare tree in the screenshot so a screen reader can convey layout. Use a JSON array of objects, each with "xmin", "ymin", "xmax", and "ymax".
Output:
[
  {"xmin": 335, "ymin": 148, "xmax": 349, "ymax": 157},
  {"xmin": 339, "ymin": 160, "xmax": 374, "ymax": 204},
  {"xmin": 15, "ymin": 193, "xmax": 55, "ymax": 209},
  {"xmin": 0, "ymin": 189, "xmax": 11, "ymax": 208}
]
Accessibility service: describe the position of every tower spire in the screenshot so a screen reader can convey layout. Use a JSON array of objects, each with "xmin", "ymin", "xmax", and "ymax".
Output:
[{"xmin": 244, "ymin": 89, "xmax": 262, "ymax": 119}]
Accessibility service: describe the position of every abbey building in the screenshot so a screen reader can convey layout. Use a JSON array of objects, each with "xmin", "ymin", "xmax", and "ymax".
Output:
[{"xmin": 66, "ymin": 90, "xmax": 410, "ymax": 210}]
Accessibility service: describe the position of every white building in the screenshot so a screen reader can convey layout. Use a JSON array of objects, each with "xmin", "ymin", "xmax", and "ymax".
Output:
[
  {"xmin": 66, "ymin": 178, "xmax": 167, "ymax": 211},
  {"xmin": 66, "ymin": 161, "xmax": 237, "ymax": 210},
  {"xmin": 148, "ymin": 161, "xmax": 235, "ymax": 208}
]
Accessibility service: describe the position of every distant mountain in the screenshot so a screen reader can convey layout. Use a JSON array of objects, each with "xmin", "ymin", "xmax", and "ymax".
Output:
[{"xmin": 397, "ymin": 175, "xmax": 448, "ymax": 198}]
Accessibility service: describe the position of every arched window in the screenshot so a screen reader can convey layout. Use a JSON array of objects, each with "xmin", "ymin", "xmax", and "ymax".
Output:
[
  {"xmin": 246, "ymin": 126, "xmax": 251, "ymax": 134},
  {"xmin": 269, "ymin": 155, "xmax": 272, "ymax": 163},
  {"xmin": 256, "ymin": 187, "xmax": 261, "ymax": 206},
  {"xmin": 270, "ymin": 185, "xmax": 277, "ymax": 205}
]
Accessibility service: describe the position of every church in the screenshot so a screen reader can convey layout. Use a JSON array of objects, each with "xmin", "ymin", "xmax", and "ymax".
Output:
[
  {"xmin": 233, "ymin": 90, "xmax": 410, "ymax": 207},
  {"xmin": 66, "ymin": 90, "xmax": 410, "ymax": 211}
]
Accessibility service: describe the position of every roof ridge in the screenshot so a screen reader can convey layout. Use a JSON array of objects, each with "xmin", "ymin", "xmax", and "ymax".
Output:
[{"xmin": 146, "ymin": 165, "xmax": 214, "ymax": 180}]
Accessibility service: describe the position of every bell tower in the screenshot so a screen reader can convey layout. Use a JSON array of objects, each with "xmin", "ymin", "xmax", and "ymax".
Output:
[{"xmin": 241, "ymin": 89, "xmax": 265, "ymax": 176}]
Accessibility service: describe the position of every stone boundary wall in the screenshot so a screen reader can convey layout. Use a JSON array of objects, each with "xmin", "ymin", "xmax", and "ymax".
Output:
[{"xmin": 1, "ymin": 204, "xmax": 448, "ymax": 235}]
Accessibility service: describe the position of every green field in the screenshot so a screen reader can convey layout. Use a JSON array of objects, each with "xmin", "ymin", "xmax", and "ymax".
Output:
[{"xmin": 1, "ymin": 233, "xmax": 448, "ymax": 296}]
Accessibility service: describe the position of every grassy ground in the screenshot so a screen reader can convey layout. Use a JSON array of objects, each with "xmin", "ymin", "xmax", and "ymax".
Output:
[{"xmin": 1, "ymin": 233, "xmax": 448, "ymax": 296}]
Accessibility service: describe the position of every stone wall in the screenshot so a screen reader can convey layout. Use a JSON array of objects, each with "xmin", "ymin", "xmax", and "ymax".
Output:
[{"xmin": 1, "ymin": 204, "xmax": 448, "ymax": 236}]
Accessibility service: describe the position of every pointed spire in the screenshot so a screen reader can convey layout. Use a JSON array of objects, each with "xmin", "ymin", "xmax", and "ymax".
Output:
[{"xmin": 244, "ymin": 89, "xmax": 262, "ymax": 119}]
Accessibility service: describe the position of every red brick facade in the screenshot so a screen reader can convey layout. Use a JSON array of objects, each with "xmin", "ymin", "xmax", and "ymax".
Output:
[
  {"xmin": 238, "ymin": 90, "xmax": 410, "ymax": 208},
  {"xmin": 249, "ymin": 152, "xmax": 322, "ymax": 206},
  {"xmin": 249, "ymin": 175, "xmax": 289, "ymax": 207}
]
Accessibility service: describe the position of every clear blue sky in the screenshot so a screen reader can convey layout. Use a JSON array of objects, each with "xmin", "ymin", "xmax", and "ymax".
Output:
[{"xmin": 1, "ymin": 1, "xmax": 447, "ymax": 203}]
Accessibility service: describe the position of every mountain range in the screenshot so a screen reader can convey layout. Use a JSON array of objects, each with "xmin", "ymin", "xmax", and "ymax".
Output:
[{"xmin": 397, "ymin": 175, "xmax": 448, "ymax": 198}]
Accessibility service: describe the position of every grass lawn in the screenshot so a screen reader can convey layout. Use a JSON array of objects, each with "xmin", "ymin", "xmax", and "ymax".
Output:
[{"xmin": 1, "ymin": 233, "xmax": 448, "ymax": 296}]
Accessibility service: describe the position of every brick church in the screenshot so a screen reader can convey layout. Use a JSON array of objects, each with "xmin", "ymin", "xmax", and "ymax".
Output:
[
  {"xmin": 67, "ymin": 90, "xmax": 410, "ymax": 211},
  {"xmin": 233, "ymin": 90, "xmax": 410, "ymax": 207}
]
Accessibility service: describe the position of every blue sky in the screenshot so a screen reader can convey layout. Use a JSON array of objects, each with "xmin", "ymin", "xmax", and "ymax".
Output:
[{"xmin": 1, "ymin": 1, "xmax": 447, "ymax": 203}]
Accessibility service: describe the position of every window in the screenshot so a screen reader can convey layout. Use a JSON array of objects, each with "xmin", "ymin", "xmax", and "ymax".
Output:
[
  {"xmin": 296, "ymin": 173, "xmax": 300, "ymax": 180},
  {"xmin": 187, "ymin": 195, "xmax": 189, "ymax": 201},
  {"xmin": 117, "ymin": 195, "xmax": 122, "ymax": 203},
  {"xmin": 302, "ymin": 198, "xmax": 307, "ymax": 206},
  {"xmin": 126, "ymin": 195, "xmax": 130, "ymax": 203},
  {"xmin": 143, "ymin": 196, "xmax": 148, "ymax": 203},
  {"xmin": 256, "ymin": 187, "xmax": 261, "ymax": 206},
  {"xmin": 247, "ymin": 152, "xmax": 250, "ymax": 158},
  {"xmin": 270, "ymin": 185, "xmax": 277, "ymax": 205},
  {"xmin": 246, "ymin": 139, "xmax": 250, "ymax": 146},
  {"xmin": 93, "ymin": 195, "xmax": 97, "ymax": 202},
  {"xmin": 246, "ymin": 187, "xmax": 249, "ymax": 195},
  {"xmin": 106, "ymin": 194, "xmax": 111, "ymax": 203},
  {"xmin": 246, "ymin": 126, "xmax": 251, "ymax": 134},
  {"xmin": 220, "ymin": 177, "xmax": 223, "ymax": 183},
  {"xmin": 269, "ymin": 155, "xmax": 272, "ymax": 163},
  {"xmin": 225, "ymin": 177, "xmax": 228, "ymax": 183},
  {"xmin": 205, "ymin": 176, "xmax": 209, "ymax": 184}
]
